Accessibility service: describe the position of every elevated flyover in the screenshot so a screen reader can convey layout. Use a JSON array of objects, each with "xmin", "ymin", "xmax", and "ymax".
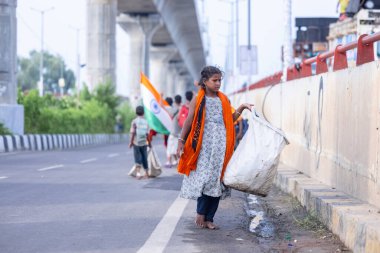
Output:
[{"xmin": 87, "ymin": 0, "xmax": 206, "ymax": 101}]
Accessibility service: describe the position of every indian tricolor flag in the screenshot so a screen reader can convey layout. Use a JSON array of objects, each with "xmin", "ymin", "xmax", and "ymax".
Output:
[{"xmin": 140, "ymin": 72, "xmax": 172, "ymax": 135}]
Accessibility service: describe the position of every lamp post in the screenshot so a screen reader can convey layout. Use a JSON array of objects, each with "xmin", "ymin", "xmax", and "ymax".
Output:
[
  {"xmin": 69, "ymin": 25, "xmax": 82, "ymax": 93},
  {"xmin": 58, "ymin": 77, "xmax": 65, "ymax": 97},
  {"xmin": 30, "ymin": 6, "xmax": 54, "ymax": 97}
]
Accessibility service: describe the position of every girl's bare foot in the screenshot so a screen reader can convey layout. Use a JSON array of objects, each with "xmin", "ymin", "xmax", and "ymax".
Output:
[
  {"xmin": 205, "ymin": 221, "xmax": 219, "ymax": 230},
  {"xmin": 195, "ymin": 214, "xmax": 205, "ymax": 228}
]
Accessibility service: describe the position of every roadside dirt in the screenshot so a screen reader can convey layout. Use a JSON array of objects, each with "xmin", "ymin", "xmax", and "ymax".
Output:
[{"xmin": 246, "ymin": 186, "xmax": 352, "ymax": 253}]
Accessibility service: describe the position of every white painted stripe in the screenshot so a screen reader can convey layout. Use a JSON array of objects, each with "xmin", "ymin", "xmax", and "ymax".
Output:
[
  {"xmin": 107, "ymin": 153, "xmax": 119, "ymax": 158},
  {"xmin": 80, "ymin": 158, "xmax": 97, "ymax": 164},
  {"xmin": 38, "ymin": 164, "xmax": 64, "ymax": 171},
  {"xmin": 0, "ymin": 152, "xmax": 18, "ymax": 157},
  {"xmin": 137, "ymin": 196, "xmax": 189, "ymax": 253},
  {"xmin": 0, "ymin": 176, "xmax": 8, "ymax": 180}
]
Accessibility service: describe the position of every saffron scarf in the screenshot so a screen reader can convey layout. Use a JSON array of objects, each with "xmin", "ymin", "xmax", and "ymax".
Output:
[{"xmin": 177, "ymin": 88, "xmax": 235, "ymax": 181}]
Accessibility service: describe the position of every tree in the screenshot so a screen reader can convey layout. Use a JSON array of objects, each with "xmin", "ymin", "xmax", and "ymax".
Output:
[{"xmin": 17, "ymin": 50, "xmax": 76, "ymax": 94}]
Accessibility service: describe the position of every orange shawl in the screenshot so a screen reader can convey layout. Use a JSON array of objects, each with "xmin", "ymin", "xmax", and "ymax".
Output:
[{"xmin": 177, "ymin": 88, "xmax": 235, "ymax": 181}]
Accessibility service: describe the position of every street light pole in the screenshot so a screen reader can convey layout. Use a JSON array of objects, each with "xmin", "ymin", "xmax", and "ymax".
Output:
[
  {"xmin": 69, "ymin": 26, "xmax": 82, "ymax": 93},
  {"xmin": 282, "ymin": 0, "xmax": 293, "ymax": 82},
  {"xmin": 31, "ymin": 7, "xmax": 54, "ymax": 97}
]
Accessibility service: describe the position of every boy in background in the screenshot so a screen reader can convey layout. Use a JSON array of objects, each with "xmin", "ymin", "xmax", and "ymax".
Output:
[{"xmin": 129, "ymin": 106, "xmax": 150, "ymax": 179}]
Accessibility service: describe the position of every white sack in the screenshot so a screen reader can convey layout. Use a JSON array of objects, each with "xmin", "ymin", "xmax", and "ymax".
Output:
[
  {"xmin": 148, "ymin": 147, "xmax": 162, "ymax": 177},
  {"xmin": 128, "ymin": 165, "xmax": 140, "ymax": 177},
  {"xmin": 224, "ymin": 110, "xmax": 289, "ymax": 196}
]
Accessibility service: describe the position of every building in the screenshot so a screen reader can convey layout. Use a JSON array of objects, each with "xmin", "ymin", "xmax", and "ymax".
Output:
[{"xmin": 293, "ymin": 18, "xmax": 337, "ymax": 62}]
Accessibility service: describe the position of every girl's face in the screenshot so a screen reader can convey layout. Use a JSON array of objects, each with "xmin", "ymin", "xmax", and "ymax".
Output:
[{"xmin": 204, "ymin": 74, "xmax": 222, "ymax": 92}]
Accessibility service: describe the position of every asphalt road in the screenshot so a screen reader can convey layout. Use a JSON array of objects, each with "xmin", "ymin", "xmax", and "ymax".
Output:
[
  {"xmin": 0, "ymin": 140, "xmax": 183, "ymax": 252},
  {"xmin": 0, "ymin": 141, "xmax": 262, "ymax": 253},
  {"xmin": 0, "ymin": 140, "xmax": 351, "ymax": 253}
]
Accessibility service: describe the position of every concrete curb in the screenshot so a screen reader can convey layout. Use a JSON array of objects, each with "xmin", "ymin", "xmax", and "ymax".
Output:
[
  {"xmin": 0, "ymin": 134, "xmax": 128, "ymax": 153},
  {"xmin": 275, "ymin": 165, "xmax": 380, "ymax": 253}
]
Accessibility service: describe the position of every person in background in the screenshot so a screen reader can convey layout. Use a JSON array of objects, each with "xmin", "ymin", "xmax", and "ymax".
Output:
[
  {"xmin": 129, "ymin": 106, "xmax": 150, "ymax": 179},
  {"xmin": 169, "ymin": 95, "xmax": 183, "ymax": 165},
  {"xmin": 234, "ymin": 115, "xmax": 243, "ymax": 149},
  {"xmin": 164, "ymin": 97, "xmax": 177, "ymax": 167},
  {"xmin": 337, "ymin": 0, "xmax": 350, "ymax": 21},
  {"xmin": 178, "ymin": 91, "xmax": 193, "ymax": 129}
]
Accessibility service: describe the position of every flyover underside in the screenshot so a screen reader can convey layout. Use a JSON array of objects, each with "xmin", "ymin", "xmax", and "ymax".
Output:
[{"xmin": 117, "ymin": 0, "xmax": 205, "ymax": 81}]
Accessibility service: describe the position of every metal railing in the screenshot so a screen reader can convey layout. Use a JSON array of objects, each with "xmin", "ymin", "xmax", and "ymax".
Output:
[{"xmin": 233, "ymin": 31, "xmax": 380, "ymax": 94}]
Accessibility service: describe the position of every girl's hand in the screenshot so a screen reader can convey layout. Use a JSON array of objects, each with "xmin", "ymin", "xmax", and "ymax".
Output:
[
  {"xmin": 239, "ymin": 103, "xmax": 254, "ymax": 112},
  {"xmin": 177, "ymin": 140, "xmax": 184, "ymax": 158},
  {"xmin": 129, "ymin": 142, "xmax": 133, "ymax": 148}
]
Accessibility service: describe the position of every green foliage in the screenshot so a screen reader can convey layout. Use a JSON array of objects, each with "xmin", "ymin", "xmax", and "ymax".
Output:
[
  {"xmin": 0, "ymin": 123, "xmax": 12, "ymax": 135},
  {"xmin": 79, "ymin": 84, "xmax": 92, "ymax": 101},
  {"xmin": 93, "ymin": 81, "xmax": 121, "ymax": 118},
  {"xmin": 17, "ymin": 50, "xmax": 75, "ymax": 94},
  {"xmin": 18, "ymin": 82, "xmax": 134, "ymax": 134},
  {"xmin": 117, "ymin": 101, "xmax": 136, "ymax": 132}
]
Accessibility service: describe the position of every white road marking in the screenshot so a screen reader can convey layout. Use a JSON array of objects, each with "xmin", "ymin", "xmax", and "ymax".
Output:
[
  {"xmin": 0, "ymin": 176, "xmax": 8, "ymax": 180},
  {"xmin": 0, "ymin": 152, "xmax": 18, "ymax": 157},
  {"xmin": 107, "ymin": 153, "xmax": 119, "ymax": 158},
  {"xmin": 80, "ymin": 158, "xmax": 97, "ymax": 164},
  {"xmin": 137, "ymin": 196, "xmax": 189, "ymax": 253},
  {"xmin": 38, "ymin": 164, "xmax": 64, "ymax": 171}
]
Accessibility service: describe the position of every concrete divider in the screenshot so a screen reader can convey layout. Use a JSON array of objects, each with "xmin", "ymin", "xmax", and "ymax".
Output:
[
  {"xmin": 0, "ymin": 134, "xmax": 128, "ymax": 153},
  {"xmin": 52, "ymin": 135, "xmax": 58, "ymax": 149},
  {"xmin": 4, "ymin": 135, "xmax": 14, "ymax": 152},
  {"xmin": 35, "ymin": 135, "xmax": 43, "ymax": 151},
  {"xmin": 13, "ymin": 135, "xmax": 21, "ymax": 150},
  {"xmin": 0, "ymin": 136, "xmax": 5, "ymax": 152},
  {"xmin": 21, "ymin": 135, "xmax": 29, "ymax": 150},
  {"xmin": 275, "ymin": 165, "xmax": 380, "ymax": 253},
  {"xmin": 27, "ymin": 135, "xmax": 35, "ymax": 151}
]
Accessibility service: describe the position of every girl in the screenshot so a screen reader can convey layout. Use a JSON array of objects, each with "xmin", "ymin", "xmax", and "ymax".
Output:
[{"xmin": 177, "ymin": 66, "xmax": 253, "ymax": 229}]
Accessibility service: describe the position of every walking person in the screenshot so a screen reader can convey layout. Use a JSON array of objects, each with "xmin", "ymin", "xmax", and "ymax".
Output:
[
  {"xmin": 129, "ymin": 105, "xmax": 150, "ymax": 179},
  {"xmin": 178, "ymin": 91, "xmax": 193, "ymax": 128},
  {"xmin": 177, "ymin": 66, "xmax": 253, "ymax": 229},
  {"xmin": 164, "ymin": 97, "xmax": 179, "ymax": 167},
  {"xmin": 166, "ymin": 95, "xmax": 182, "ymax": 167}
]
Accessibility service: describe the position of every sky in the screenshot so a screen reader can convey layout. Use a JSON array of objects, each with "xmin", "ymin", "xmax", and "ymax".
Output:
[{"xmin": 17, "ymin": 0, "xmax": 338, "ymax": 96}]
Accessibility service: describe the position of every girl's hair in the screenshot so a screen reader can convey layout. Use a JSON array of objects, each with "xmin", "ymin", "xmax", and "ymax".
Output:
[{"xmin": 199, "ymin": 66, "xmax": 223, "ymax": 89}]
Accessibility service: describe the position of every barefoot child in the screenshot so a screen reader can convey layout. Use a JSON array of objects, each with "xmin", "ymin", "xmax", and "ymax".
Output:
[
  {"xmin": 177, "ymin": 66, "xmax": 253, "ymax": 229},
  {"xmin": 129, "ymin": 106, "xmax": 150, "ymax": 179}
]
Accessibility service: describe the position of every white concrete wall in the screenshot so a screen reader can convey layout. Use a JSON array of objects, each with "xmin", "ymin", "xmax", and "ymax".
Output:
[{"xmin": 231, "ymin": 60, "xmax": 380, "ymax": 209}]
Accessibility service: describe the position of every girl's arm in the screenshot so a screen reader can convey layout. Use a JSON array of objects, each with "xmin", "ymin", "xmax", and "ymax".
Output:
[{"xmin": 232, "ymin": 103, "xmax": 254, "ymax": 121}]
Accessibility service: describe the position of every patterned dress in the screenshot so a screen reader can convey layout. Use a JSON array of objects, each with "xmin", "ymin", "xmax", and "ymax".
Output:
[{"xmin": 180, "ymin": 96, "xmax": 231, "ymax": 200}]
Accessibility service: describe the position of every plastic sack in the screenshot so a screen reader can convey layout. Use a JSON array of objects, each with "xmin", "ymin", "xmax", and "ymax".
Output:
[
  {"xmin": 147, "ymin": 147, "xmax": 162, "ymax": 177},
  {"xmin": 224, "ymin": 110, "xmax": 289, "ymax": 196},
  {"xmin": 128, "ymin": 147, "xmax": 162, "ymax": 178},
  {"xmin": 128, "ymin": 164, "xmax": 140, "ymax": 177}
]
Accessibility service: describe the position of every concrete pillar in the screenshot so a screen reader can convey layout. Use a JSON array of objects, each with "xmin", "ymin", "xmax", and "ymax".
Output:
[
  {"xmin": 150, "ymin": 46, "xmax": 177, "ymax": 94},
  {"xmin": 118, "ymin": 14, "xmax": 161, "ymax": 105},
  {"xmin": 0, "ymin": 0, "xmax": 24, "ymax": 134},
  {"xmin": 175, "ymin": 77, "xmax": 188, "ymax": 97},
  {"xmin": 117, "ymin": 14, "xmax": 143, "ymax": 106},
  {"xmin": 138, "ymin": 15, "xmax": 161, "ymax": 78},
  {"xmin": 166, "ymin": 64, "xmax": 179, "ymax": 98},
  {"xmin": 86, "ymin": 0, "xmax": 116, "ymax": 89}
]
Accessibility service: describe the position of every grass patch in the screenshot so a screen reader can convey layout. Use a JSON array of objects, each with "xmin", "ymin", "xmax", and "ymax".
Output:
[
  {"xmin": 293, "ymin": 211, "xmax": 326, "ymax": 234},
  {"xmin": 288, "ymin": 197, "xmax": 327, "ymax": 235}
]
